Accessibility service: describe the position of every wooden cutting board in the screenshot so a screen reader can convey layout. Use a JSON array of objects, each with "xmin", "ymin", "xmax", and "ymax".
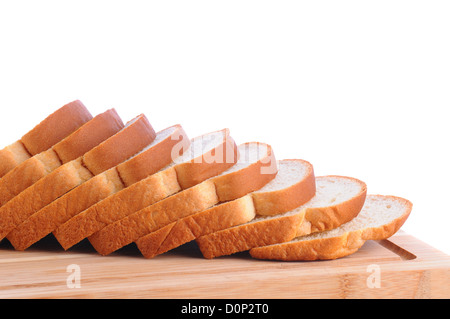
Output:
[{"xmin": 0, "ymin": 230, "xmax": 449, "ymax": 299}]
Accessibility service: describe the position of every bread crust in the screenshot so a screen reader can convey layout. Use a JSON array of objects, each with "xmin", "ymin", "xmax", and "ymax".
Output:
[
  {"xmin": 20, "ymin": 100, "xmax": 93, "ymax": 156},
  {"xmin": 0, "ymin": 149, "xmax": 62, "ymax": 207},
  {"xmin": 89, "ymin": 179, "xmax": 219, "ymax": 256},
  {"xmin": 136, "ymin": 195, "xmax": 257, "ymax": 258},
  {"xmin": 7, "ymin": 168, "xmax": 124, "ymax": 251},
  {"xmin": 196, "ymin": 212, "xmax": 305, "ymax": 259},
  {"xmin": 0, "ymin": 109, "xmax": 125, "ymax": 207},
  {"xmin": 54, "ymin": 167, "xmax": 181, "ymax": 250},
  {"xmin": 250, "ymin": 232, "xmax": 365, "ymax": 261},
  {"xmin": 249, "ymin": 195, "xmax": 413, "ymax": 261},
  {"xmin": 0, "ymin": 158, "xmax": 94, "ymax": 240}
]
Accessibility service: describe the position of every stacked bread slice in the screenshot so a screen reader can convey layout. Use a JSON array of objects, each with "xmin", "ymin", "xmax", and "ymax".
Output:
[
  {"xmin": 0, "ymin": 108, "xmax": 124, "ymax": 207},
  {"xmin": 88, "ymin": 141, "xmax": 278, "ymax": 255},
  {"xmin": 196, "ymin": 175, "xmax": 367, "ymax": 259},
  {"xmin": 0, "ymin": 112, "xmax": 156, "ymax": 241},
  {"xmin": 0, "ymin": 100, "xmax": 413, "ymax": 261},
  {"xmin": 7, "ymin": 125, "xmax": 190, "ymax": 250},
  {"xmin": 136, "ymin": 159, "xmax": 316, "ymax": 258},
  {"xmin": 52, "ymin": 128, "xmax": 238, "ymax": 250}
]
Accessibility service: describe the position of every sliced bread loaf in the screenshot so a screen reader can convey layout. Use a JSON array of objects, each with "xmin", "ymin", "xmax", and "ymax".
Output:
[
  {"xmin": 7, "ymin": 125, "xmax": 190, "ymax": 251},
  {"xmin": 53, "ymin": 128, "xmax": 238, "ymax": 250},
  {"xmin": 249, "ymin": 194, "xmax": 412, "ymax": 260},
  {"xmin": 0, "ymin": 100, "xmax": 92, "ymax": 177},
  {"xmin": 88, "ymin": 142, "xmax": 277, "ymax": 256},
  {"xmin": 0, "ymin": 114, "xmax": 156, "ymax": 241},
  {"xmin": 136, "ymin": 159, "xmax": 316, "ymax": 258},
  {"xmin": 195, "ymin": 175, "xmax": 367, "ymax": 259},
  {"xmin": 0, "ymin": 109, "xmax": 124, "ymax": 207}
]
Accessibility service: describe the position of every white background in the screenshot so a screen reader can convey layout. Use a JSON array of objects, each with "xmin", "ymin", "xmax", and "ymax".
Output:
[{"xmin": 0, "ymin": 1, "xmax": 449, "ymax": 255}]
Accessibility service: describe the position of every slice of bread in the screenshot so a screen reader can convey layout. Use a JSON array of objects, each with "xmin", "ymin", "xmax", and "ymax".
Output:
[
  {"xmin": 136, "ymin": 159, "xmax": 316, "ymax": 258},
  {"xmin": 296, "ymin": 175, "xmax": 368, "ymax": 236},
  {"xmin": 0, "ymin": 114, "xmax": 156, "ymax": 241},
  {"xmin": 88, "ymin": 142, "xmax": 277, "ymax": 256},
  {"xmin": 171, "ymin": 129, "xmax": 239, "ymax": 189},
  {"xmin": 7, "ymin": 125, "xmax": 190, "ymax": 251},
  {"xmin": 0, "ymin": 100, "xmax": 92, "ymax": 177},
  {"xmin": 0, "ymin": 109, "xmax": 124, "ymax": 207},
  {"xmin": 249, "ymin": 195, "xmax": 412, "ymax": 261},
  {"xmin": 53, "ymin": 129, "xmax": 238, "ymax": 250},
  {"xmin": 195, "ymin": 175, "xmax": 367, "ymax": 259},
  {"xmin": 251, "ymin": 159, "xmax": 316, "ymax": 216}
]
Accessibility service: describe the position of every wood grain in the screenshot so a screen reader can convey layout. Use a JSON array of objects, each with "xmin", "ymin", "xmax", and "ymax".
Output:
[{"xmin": 0, "ymin": 231, "xmax": 448, "ymax": 299}]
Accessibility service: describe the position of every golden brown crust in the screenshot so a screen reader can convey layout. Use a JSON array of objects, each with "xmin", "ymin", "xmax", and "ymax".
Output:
[
  {"xmin": 20, "ymin": 100, "xmax": 93, "ymax": 156},
  {"xmin": 296, "ymin": 176, "xmax": 367, "ymax": 236},
  {"xmin": 116, "ymin": 124, "xmax": 190, "ymax": 187},
  {"xmin": 0, "ymin": 109, "xmax": 125, "ymax": 208},
  {"xmin": 0, "ymin": 158, "xmax": 94, "ymax": 240},
  {"xmin": 249, "ymin": 195, "xmax": 413, "ymax": 261},
  {"xmin": 136, "ymin": 195, "xmax": 256, "ymax": 258},
  {"xmin": 7, "ymin": 168, "xmax": 124, "ymax": 251},
  {"xmin": 88, "ymin": 180, "xmax": 219, "ymax": 256},
  {"xmin": 82, "ymin": 114, "xmax": 156, "ymax": 175},
  {"xmin": 0, "ymin": 149, "xmax": 62, "ymax": 207},
  {"xmin": 136, "ymin": 223, "xmax": 177, "ymax": 259},
  {"xmin": 52, "ymin": 109, "xmax": 124, "ymax": 164},
  {"xmin": 212, "ymin": 143, "xmax": 277, "ymax": 202},
  {"xmin": 53, "ymin": 167, "xmax": 181, "ymax": 250},
  {"xmin": 249, "ymin": 232, "xmax": 366, "ymax": 261},
  {"xmin": 0, "ymin": 141, "xmax": 31, "ymax": 178},
  {"xmin": 174, "ymin": 129, "xmax": 239, "ymax": 189},
  {"xmin": 196, "ymin": 212, "xmax": 305, "ymax": 259},
  {"xmin": 252, "ymin": 159, "xmax": 316, "ymax": 216}
]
